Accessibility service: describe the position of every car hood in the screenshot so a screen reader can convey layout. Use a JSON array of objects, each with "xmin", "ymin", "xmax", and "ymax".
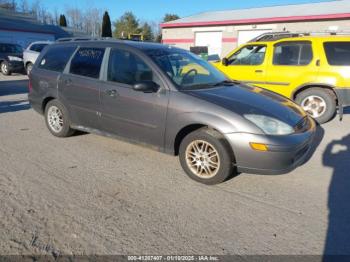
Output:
[{"xmin": 184, "ymin": 83, "xmax": 306, "ymax": 127}]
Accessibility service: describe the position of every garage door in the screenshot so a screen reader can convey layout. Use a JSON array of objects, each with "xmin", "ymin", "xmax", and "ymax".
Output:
[
  {"xmin": 237, "ymin": 30, "xmax": 272, "ymax": 45},
  {"xmin": 195, "ymin": 31, "xmax": 222, "ymax": 57}
]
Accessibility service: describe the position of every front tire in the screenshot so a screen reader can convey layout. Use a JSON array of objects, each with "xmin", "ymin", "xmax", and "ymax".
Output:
[
  {"xmin": 295, "ymin": 88, "xmax": 336, "ymax": 124},
  {"xmin": 45, "ymin": 100, "xmax": 74, "ymax": 137},
  {"xmin": 179, "ymin": 128, "xmax": 235, "ymax": 185},
  {"xmin": 1, "ymin": 61, "xmax": 11, "ymax": 75}
]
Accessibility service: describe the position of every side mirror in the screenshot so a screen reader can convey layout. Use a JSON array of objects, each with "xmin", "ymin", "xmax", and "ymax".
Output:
[
  {"xmin": 133, "ymin": 81, "xmax": 159, "ymax": 93},
  {"xmin": 222, "ymin": 58, "xmax": 229, "ymax": 66}
]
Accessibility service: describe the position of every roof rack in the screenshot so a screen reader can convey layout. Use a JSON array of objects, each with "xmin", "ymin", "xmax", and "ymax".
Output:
[
  {"xmin": 249, "ymin": 31, "xmax": 350, "ymax": 42},
  {"xmin": 56, "ymin": 37, "xmax": 102, "ymax": 42},
  {"xmin": 55, "ymin": 37, "xmax": 144, "ymax": 42}
]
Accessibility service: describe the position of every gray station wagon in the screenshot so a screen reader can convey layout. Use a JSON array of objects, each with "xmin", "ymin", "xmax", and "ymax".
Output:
[{"xmin": 28, "ymin": 39, "xmax": 316, "ymax": 184}]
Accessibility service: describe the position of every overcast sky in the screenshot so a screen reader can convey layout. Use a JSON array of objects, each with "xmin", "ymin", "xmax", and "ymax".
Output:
[{"xmin": 28, "ymin": 0, "xmax": 332, "ymax": 21}]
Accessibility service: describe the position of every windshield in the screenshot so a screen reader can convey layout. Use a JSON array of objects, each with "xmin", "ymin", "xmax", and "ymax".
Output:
[
  {"xmin": 0, "ymin": 43, "xmax": 22, "ymax": 54},
  {"xmin": 146, "ymin": 48, "xmax": 227, "ymax": 90}
]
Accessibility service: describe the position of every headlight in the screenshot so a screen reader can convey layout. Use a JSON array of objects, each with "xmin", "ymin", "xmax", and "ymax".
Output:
[
  {"xmin": 7, "ymin": 56, "xmax": 23, "ymax": 62},
  {"xmin": 244, "ymin": 114, "xmax": 294, "ymax": 135}
]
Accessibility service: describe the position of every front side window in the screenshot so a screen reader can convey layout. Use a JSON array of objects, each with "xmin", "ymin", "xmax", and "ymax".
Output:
[
  {"xmin": 38, "ymin": 45, "xmax": 76, "ymax": 72},
  {"xmin": 227, "ymin": 45, "xmax": 266, "ymax": 65},
  {"xmin": 273, "ymin": 41, "xmax": 313, "ymax": 66},
  {"xmin": 70, "ymin": 47, "xmax": 105, "ymax": 79},
  {"xmin": 108, "ymin": 49, "xmax": 154, "ymax": 85},
  {"xmin": 324, "ymin": 42, "xmax": 350, "ymax": 66},
  {"xmin": 0, "ymin": 43, "xmax": 22, "ymax": 54},
  {"xmin": 146, "ymin": 48, "xmax": 226, "ymax": 90}
]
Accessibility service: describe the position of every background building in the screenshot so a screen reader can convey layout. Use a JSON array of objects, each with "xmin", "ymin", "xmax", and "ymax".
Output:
[
  {"xmin": 0, "ymin": 8, "xmax": 85, "ymax": 48},
  {"xmin": 161, "ymin": 0, "xmax": 350, "ymax": 58}
]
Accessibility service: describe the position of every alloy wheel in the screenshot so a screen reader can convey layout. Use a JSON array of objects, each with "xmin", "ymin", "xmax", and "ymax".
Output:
[
  {"xmin": 47, "ymin": 106, "xmax": 64, "ymax": 133},
  {"xmin": 301, "ymin": 95, "xmax": 327, "ymax": 118},
  {"xmin": 185, "ymin": 140, "xmax": 220, "ymax": 179},
  {"xmin": 1, "ymin": 63, "xmax": 8, "ymax": 74}
]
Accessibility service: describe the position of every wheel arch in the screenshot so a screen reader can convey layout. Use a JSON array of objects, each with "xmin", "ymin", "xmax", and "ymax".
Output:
[
  {"xmin": 173, "ymin": 124, "xmax": 234, "ymax": 158},
  {"xmin": 42, "ymin": 96, "xmax": 56, "ymax": 113},
  {"xmin": 173, "ymin": 124, "xmax": 207, "ymax": 156},
  {"xmin": 25, "ymin": 61, "xmax": 33, "ymax": 67},
  {"xmin": 292, "ymin": 84, "xmax": 338, "ymax": 104},
  {"xmin": 169, "ymin": 111, "xmax": 241, "ymax": 156}
]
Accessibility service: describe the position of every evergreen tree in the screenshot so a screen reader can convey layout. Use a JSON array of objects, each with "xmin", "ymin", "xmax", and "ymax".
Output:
[
  {"xmin": 59, "ymin": 14, "xmax": 67, "ymax": 27},
  {"xmin": 113, "ymin": 11, "xmax": 140, "ymax": 39},
  {"xmin": 141, "ymin": 22, "xmax": 153, "ymax": 41},
  {"xmin": 163, "ymin": 14, "xmax": 180, "ymax": 23},
  {"xmin": 101, "ymin": 11, "xmax": 112, "ymax": 37},
  {"xmin": 156, "ymin": 14, "xmax": 180, "ymax": 42}
]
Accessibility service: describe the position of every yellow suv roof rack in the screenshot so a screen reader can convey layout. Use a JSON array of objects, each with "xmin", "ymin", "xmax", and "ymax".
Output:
[{"xmin": 250, "ymin": 31, "xmax": 350, "ymax": 42}]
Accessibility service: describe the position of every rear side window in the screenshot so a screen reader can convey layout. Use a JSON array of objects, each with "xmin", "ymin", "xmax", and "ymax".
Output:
[
  {"xmin": 273, "ymin": 41, "xmax": 313, "ymax": 65},
  {"xmin": 38, "ymin": 45, "xmax": 76, "ymax": 72},
  {"xmin": 107, "ymin": 49, "xmax": 154, "ymax": 85},
  {"xmin": 324, "ymin": 42, "xmax": 350, "ymax": 65},
  {"xmin": 30, "ymin": 43, "xmax": 48, "ymax": 52},
  {"xmin": 70, "ymin": 47, "xmax": 105, "ymax": 79}
]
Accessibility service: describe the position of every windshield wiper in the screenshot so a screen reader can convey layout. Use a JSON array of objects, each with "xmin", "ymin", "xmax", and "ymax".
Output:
[
  {"xmin": 214, "ymin": 80, "xmax": 240, "ymax": 86},
  {"xmin": 182, "ymin": 80, "xmax": 240, "ymax": 90},
  {"xmin": 182, "ymin": 83, "xmax": 215, "ymax": 90}
]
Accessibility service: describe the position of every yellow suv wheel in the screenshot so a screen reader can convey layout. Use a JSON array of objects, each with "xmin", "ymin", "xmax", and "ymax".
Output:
[{"xmin": 295, "ymin": 88, "xmax": 336, "ymax": 124}]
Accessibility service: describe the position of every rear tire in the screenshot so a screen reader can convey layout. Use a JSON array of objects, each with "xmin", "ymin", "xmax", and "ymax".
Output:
[
  {"xmin": 1, "ymin": 61, "xmax": 11, "ymax": 75},
  {"xmin": 179, "ymin": 128, "xmax": 235, "ymax": 185},
  {"xmin": 295, "ymin": 88, "xmax": 336, "ymax": 124},
  {"xmin": 45, "ymin": 100, "xmax": 75, "ymax": 137}
]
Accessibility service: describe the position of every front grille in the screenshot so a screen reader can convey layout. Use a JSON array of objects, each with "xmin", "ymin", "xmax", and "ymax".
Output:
[{"xmin": 294, "ymin": 117, "xmax": 311, "ymax": 133}]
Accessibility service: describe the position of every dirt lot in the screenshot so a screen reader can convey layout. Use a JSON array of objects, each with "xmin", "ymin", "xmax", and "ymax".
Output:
[{"xmin": 0, "ymin": 74, "xmax": 350, "ymax": 257}]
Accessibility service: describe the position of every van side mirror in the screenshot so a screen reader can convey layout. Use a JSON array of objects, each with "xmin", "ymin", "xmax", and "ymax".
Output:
[
  {"xmin": 222, "ymin": 58, "xmax": 229, "ymax": 66},
  {"xmin": 133, "ymin": 81, "xmax": 159, "ymax": 93}
]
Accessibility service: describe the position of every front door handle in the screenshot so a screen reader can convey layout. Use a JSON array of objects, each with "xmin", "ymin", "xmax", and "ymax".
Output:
[
  {"xmin": 255, "ymin": 70, "xmax": 263, "ymax": 73},
  {"xmin": 106, "ymin": 89, "xmax": 118, "ymax": 97}
]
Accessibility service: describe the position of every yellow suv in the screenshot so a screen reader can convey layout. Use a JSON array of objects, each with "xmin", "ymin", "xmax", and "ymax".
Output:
[{"xmin": 213, "ymin": 33, "xmax": 350, "ymax": 124}]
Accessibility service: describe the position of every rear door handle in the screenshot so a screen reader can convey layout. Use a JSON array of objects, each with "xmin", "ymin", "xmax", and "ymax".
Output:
[
  {"xmin": 255, "ymin": 70, "xmax": 263, "ymax": 73},
  {"xmin": 106, "ymin": 89, "xmax": 118, "ymax": 97}
]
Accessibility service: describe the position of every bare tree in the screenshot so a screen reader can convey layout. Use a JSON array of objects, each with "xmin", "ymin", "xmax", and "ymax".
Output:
[
  {"xmin": 66, "ymin": 8, "xmax": 83, "ymax": 30},
  {"xmin": 64, "ymin": 6, "xmax": 103, "ymax": 36},
  {"xmin": 37, "ymin": 5, "xmax": 47, "ymax": 23},
  {"xmin": 83, "ymin": 8, "xmax": 102, "ymax": 36},
  {"xmin": 18, "ymin": 0, "xmax": 29, "ymax": 13},
  {"xmin": 11, "ymin": 0, "xmax": 161, "ymax": 39},
  {"xmin": 53, "ymin": 9, "xmax": 59, "ymax": 25},
  {"xmin": 29, "ymin": 0, "xmax": 40, "ymax": 20}
]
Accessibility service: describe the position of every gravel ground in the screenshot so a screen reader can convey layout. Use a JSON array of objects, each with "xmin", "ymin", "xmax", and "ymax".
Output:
[{"xmin": 0, "ymin": 75, "xmax": 349, "ymax": 257}]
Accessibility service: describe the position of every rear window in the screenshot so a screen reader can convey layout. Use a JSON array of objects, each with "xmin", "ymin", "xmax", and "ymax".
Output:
[
  {"xmin": 273, "ymin": 41, "xmax": 313, "ymax": 66},
  {"xmin": 70, "ymin": 47, "xmax": 105, "ymax": 79},
  {"xmin": 324, "ymin": 42, "xmax": 350, "ymax": 66},
  {"xmin": 30, "ymin": 43, "xmax": 48, "ymax": 52},
  {"xmin": 38, "ymin": 45, "xmax": 76, "ymax": 72}
]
